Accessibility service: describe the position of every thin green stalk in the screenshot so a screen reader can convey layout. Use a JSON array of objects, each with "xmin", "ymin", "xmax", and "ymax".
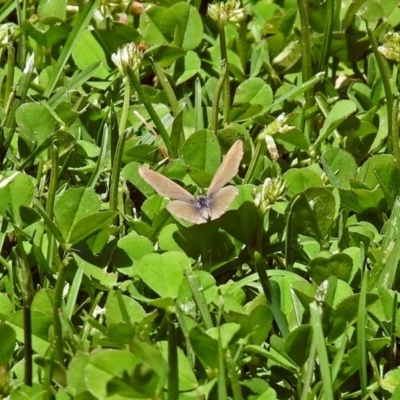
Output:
[
  {"xmin": 318, "ymin": 0, "xmax": 334, "ymax": 72},
  {"xmin": 0, "ymin": 53, "xmax": 34, "ymax": 166},
  {"xmin": 285, "ymin": 195, "xmax": 301, "ymax": 272},
  {"xmin": 174, "ymin": 303, "xmax": 195, "ymax": 369},
  {"xmin": 243, "ymin": 137, "xmax": 264, "ymax": 184},
  {"xmin": 167, "ymin": 313, "xmax": 179, "ymax": 400},
  {"xmin": 15, "ymin": 239, "xmax": 33, "ymax": 385},
  {"xmin": 152, "ymin": 59, "xmax": 179, "ymax": 117},
  {"xmin": 0, "ymin": 252, "xmax": 14, "ymax": 311},
  {"xmin": 253, "ymin": 252, "xmax": 289, "ymax": 338},
  {"xmin": 300, "ymin": 342, "xmax": 317, "ymax": 400},
  {"xmin": 18, "ymin": 134, "xmax": 55, "ymax": 171},
  {"xmin": 238, "ymin": 18, "xmax": 247, "ymax": 73},
  {"xmin": 46, "ymin": 144, "xmax": 59, "ymax": 268},
  {"xmin": 212, "ymin": 61, "xmax": 228, "ymax": 135},
  {"xmin": 15, "ymin": 0, "xmax": 26, "ymax": 67},
  {"xmin": 331, "ymin": 333, "xmax": 347, "ymax": 382},
  {"xmin": 184, "ymin": 265, "xmax": 213, "ymax": 330},
  {"xmin": 366, "ymin": 22, "xmax": 394, "ymax": 155},
  {"xmin": 52, "ymin": 252, "xmax": 67, "ymax": 365},
  {"xmin": 392, "ymin": 99, "xmax": 400, "ymax": 170},
  {"xmin": 297, "ymin": 0, "xmax": 315, "ymax": 141},
  {"xmin": 5, "ymin": 44, "xmax": 14, "ymax": 104},
  {"xmin": 217, "ymin": 302, "xmax": 227, "ymax": 400},
  {"xmin": 357, "ymin": 270, "xmax": 368, "ymax": 398},
  {"xmin": 310, "ymin": 302, "xmax": 333, "ymax": 400},
  {"xmin": 194, "ymin": 78, "xmax": 203, "ymax": 131},
  {"xmin": 219, "ymin": 22, "xmax": 230, "ymax": 125},
  {"xmin": 109, "ymin": 76, "xmax": 130, "ymax": 215},
  {"xmin": 88, "ymin": 125, "xmax": 109, "ymax": 189},
  {"xmin": 42, "ymin": 351, "xmax": 54, "ymax": 400},
  {"xmin": 127, "ymin": 68, "xmax": 173, "ymax": 156},
  {"xmin": 389, "ymin": 292, "xmax": 398, "ymax": 370},
  {"xmin": 226, "ymin": 350, "xmax": 244, "ymax": 400}
]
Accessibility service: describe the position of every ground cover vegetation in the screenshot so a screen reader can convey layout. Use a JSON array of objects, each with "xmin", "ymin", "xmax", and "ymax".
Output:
[{"xmin": 0, "ymin": 0, "xmax": 400, "ymax": 398}]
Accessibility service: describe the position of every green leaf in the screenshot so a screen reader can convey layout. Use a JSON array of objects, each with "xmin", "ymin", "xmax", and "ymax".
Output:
[
  {"xmin": 83, "ymin": 350, "xmax": 140, "ymax": 399},
  {"xmin": 158, "ymin": 341, "xmax": 198, "ymax": 391},
  {"xmin": 44, "ymin": 0, "xmax": 101, "ymax": 96},
  {"xmin": 358, "ymin": 154, "xmax": 395, "ymax": 188},
  {"xmin": 316, "ymin": 100, "xmax": 357, "ymax": 144},
  {"xmin": 71, "ymin": 30, "xmax": 110, "ymax": 79},
  {"xmin": 219, "ymin": 202, "xmax": 259, "ymax": 246},
  {"xmin": 0, "ymin": 324, "xmax": 16, "ymax": 364},
  {"xmin": 54, "ymin": 187, "xmax": 100, "ymax": 242},
  {"xmin": 288, "ymin": 188, "xmax": 336, "ymax": 245},
  {"xmin": 69, "ymin": 210, "xmax": 117, "ymax": 245},
  {"xmin": 309, "ymin": 253, "xmax": 353, "ymax": 285},
  {"xmin": 189, "ymin": 326, "xmax": 219, "ymax": 369},
  {"xmin": 233, "ymin": 78, "xmax": 273, "ymax": 114},
  {"xmin": 113, "ymin": 234, "xmax": 155, "ymax": 276},
  {"xmin": 0, "ymin": 172, "xmax": 34, "ymax": 225},
  {"xmin": 16, "ymin": 103, "xmax": 55, "ymax": 147},
  {"xmin": 38, "ymin": 0, "xmax": 67, "ymax": 20},
  {"xmin": 175, "ymin": 50, "xmax": 201, "ymax": 85},
  {"xmin": 285, "ymin": 325, "xmax": 312, "ymax": 367},
  {"xmin": 284, "ymin": 168, "xmax": 323, "ymax": 197},
  {"xmin": 206, "ymin": 323, "xmax": 240, "ymax": 348},
  {"xmin": 137, "ymin": 252, "xmax": 188, "ymax": 298},
  {"xmin": 328, "ymin": 293, "xmax": 379, "ymax": 342},
  {"xmin": 321, "ymin": 148, "xmax": 357, "ymax": 189},
  {"xmin": 181, "ymin": 130, "xmax": 221, "ymax": 187},
  {"xmin": 105, "ymin": 291, "xmax": 146, "ymax": 325},
  {"xmin": 140, "ymin": 3, "xmax": 203, "ymax": 51},
  {"xmin": 7, "ymin": 311, "xmax": 52, "ymax": 356}
]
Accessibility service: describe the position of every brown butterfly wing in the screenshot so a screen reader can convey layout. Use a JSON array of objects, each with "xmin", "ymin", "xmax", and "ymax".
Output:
[
  {"xmin": 209, "ymin": 186, "xmax": 239, "ymax": 220},
  {"xmin": 207, "ymin": 140, "xmax": 243, "ymax": 197},
  {"xmin": 167, "ymin": 200, "xmax": 207, "ymax": 224},
  {"xmin": 139, "ymin": 167, "xmax": 195, "ymax": 202}
]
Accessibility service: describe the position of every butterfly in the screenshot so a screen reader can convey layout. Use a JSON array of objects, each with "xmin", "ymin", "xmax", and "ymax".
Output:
[{"xmin": 139, "ymin": 140, "xmax": 243, "ymax": 224}]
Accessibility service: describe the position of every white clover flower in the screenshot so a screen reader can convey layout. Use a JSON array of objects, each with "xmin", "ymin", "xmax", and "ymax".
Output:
[
  {"xmin": 262, "ymin": 113, "xmax": 294, "ymax": 136},
  {"xmin": 0, "ymin": 23, "xmax": 17, "ymax": 47},
  {"xmin": 112, "ymin": 42, "xmax": 144, "ymax": 76},
  {"xmin": 378, "ymin": 32, "xmax": 400, "ymax": 62},
  {"xmin": 254, "ymin": 177, "xmax": 286, "ymax": 213},
  {"xmin": 265, "ymin": 134, "xmax": 279, "ymax": 161},
  {"xmin": 208, "ymin": 0, "xmax": 246, "ymax": 24}
]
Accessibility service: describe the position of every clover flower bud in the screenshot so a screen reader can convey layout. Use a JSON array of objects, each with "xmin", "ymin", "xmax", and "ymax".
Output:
[
  {"xmin": 378, "ymin": 31, "xmax": 400, "ymax": 62},
  {"xmin": 254, "ymin": 177, "xmax": 286, "ymax": 213}
]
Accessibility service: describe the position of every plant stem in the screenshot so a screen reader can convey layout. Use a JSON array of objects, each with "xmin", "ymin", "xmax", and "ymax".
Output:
[
  {"xmin": 194, "ymin": 78, "xmax": 203, "ymax": 131},
  {"xmin": 167, "ymin": 313, "xmax": 178, "ymax": 400},
  {"xmin": 15, "ymin": 240, "xmax": 33, "ymax": 385},
  {"xmin": 0, "ymin": 54, "xmax": 34, "ymax": 166},
  {"xmin": 46, "ymin": 144, "xmax": 59, "ymax": 269},
  {"xmin": 127, "ymin": 69, "xmax": 173, "ymax": 156},
  {"xmin": 238, "ymin": 19, "xmax": 247, "ymax": 73},
  {"xmin": 318, "ymin": 0, "xmax": 334, "ymax": 72},
  {"xmin": 297, "ymin": 0, "xmax": 315, "ymax": 141},
  {"xmin": 219, "ymin": 22, "xmax": 231, "ymax": 125},
  {"xmin": 243, "ymin": 137, "xmax": 264, "ymax": 184},
  {"xmin": 110, "ymin": 76, "xmax": 130, "ymax": 216},
  {"xmin": 366, "ymin": 22, "xmax": 394, "ymax": 156},
  {"xmin": 5, "ymin": 44, "xmax": 15, "ymax": 104},
  {"xmin": 212, "ymin": 61, "xmax": 228, "ymax": 135},
  {"xmin": 52, "ymin": 252, "xmax": 67, "ymax": 365}
]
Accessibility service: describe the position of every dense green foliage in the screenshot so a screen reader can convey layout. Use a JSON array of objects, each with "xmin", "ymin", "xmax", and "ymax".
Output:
[{"xmin": 1, "ymin": 0, "xmax": 400, "ymax": 398}]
